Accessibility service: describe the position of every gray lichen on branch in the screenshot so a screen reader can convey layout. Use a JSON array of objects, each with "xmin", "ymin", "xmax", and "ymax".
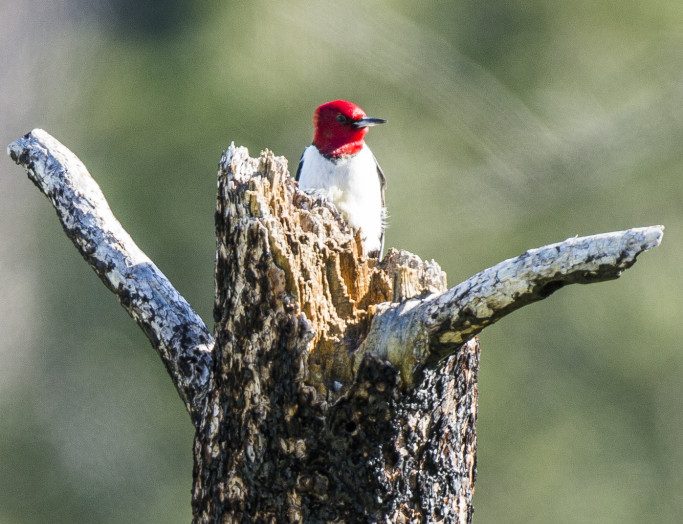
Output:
[
  {"xmin": 361, "ymin": 225, "xmax": 663, "ymax": 382},
  {"xmin": 7, "ymin": 129, "xmax": 213, "ymax": 425}
]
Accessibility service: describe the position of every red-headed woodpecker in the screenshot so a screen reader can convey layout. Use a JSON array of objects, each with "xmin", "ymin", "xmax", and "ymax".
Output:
[{"xmin": 296, "ymin": 100, "xmax": 387, "ymax": 258}]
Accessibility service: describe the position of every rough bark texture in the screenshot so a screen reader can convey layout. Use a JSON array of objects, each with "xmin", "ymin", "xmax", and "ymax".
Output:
[
  {"xmin": 362, "ymin": 226, "xmax": 664, "ymax": 372},
  {"xmin": 7, "ymin": 130, "xmax": 213, "ymax": 424},
  {"xmin": 192, "ymin": 145, "xmax": 479, "ymax": 521},
  {"xmin": 7, "ymin": 130, "xmax": 664, "ymax": 523}
]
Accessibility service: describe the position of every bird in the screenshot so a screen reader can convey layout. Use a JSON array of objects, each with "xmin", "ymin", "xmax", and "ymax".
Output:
[{"xmin": 296, "ymin": 99, "xmax": 387, "ymax": 259}]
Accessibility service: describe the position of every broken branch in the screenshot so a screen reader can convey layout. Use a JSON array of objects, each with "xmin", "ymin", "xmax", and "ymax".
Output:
[
  {"xmin": 7, "ymin": 129, "xmax": 213, "ymax": 425},
  {"xmin": 362, "ymin": 226, "xmax": 663, "ymax": 381}
]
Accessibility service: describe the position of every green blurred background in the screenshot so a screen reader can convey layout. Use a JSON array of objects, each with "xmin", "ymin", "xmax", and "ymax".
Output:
[{"xmin": 1, "ymin": 1, "xmax": 681, "ymax": 522}]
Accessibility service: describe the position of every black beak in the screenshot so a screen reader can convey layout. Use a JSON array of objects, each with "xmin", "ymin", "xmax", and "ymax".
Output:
[{"xmin": 352, "ymin": 117, "xmax": 387, "ymax": 129}]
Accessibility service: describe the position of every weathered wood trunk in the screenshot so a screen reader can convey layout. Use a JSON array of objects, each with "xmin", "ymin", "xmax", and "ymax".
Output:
[
  {"xmin": 191, "ymin": 147, "xmax": 479, "ymax": 522},
  {"xmin": 9, "ymin": 130, "xmax": 662, "ymax": 524}
]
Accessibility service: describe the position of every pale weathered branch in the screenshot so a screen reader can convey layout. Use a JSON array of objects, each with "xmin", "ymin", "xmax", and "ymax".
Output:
[
  {"xmin": 362, "ymin": 226, "xmax": 664, "ymax": 382},
  {"xmin": 7, "ymin": 129, "xmax": 213, "ymax": 425}
]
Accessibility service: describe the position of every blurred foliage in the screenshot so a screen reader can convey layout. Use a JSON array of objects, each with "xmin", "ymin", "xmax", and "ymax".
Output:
[{"xmin": 1, "ymin": 0, "xmax": 682, "ymax": 522}]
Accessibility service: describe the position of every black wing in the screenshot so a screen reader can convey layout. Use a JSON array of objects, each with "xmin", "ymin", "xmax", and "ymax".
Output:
[
  {"xmin": 295, "ymin": 151, "xmax": 305, "ymax": 181},
  {"xmin": 374, "ymin": 153, "xmax": 387, "ymax": 260}
]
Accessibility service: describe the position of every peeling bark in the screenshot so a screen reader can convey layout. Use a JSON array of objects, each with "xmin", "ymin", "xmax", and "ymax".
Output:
[{"xmin": 7, "ymin": 130, "xmax": 663, "ymax": 522}]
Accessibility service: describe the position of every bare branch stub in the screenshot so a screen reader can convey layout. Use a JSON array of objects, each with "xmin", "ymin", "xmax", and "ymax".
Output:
[
  {"xmin": 7, "ymin": 129, "xmax": 214, "ymax": 425},
  {"xmin": 361, "ymin": 225, "xmax": 664, "ymax": 377}
]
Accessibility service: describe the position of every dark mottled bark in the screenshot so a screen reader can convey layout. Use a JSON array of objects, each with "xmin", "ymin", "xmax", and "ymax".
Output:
[{"xmin": 192, "ymin": 146, "xmax": 478, "ymax": 521}]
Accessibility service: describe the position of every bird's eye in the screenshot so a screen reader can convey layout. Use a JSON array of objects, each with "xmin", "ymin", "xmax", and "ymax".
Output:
[{"xmin": 336, "ymin": 114, "xmax": 349, "ymax": 124}]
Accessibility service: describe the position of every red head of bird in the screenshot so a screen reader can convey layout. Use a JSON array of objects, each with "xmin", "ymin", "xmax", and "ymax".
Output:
[{"xmin": 312, "ymin": 100, "xmax": 386, "ymax": 158}]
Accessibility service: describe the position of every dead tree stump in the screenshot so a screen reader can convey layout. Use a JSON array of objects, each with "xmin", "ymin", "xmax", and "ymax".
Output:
[
  {"xmin": 191, "ymin": 146, "xmax": 478, "ymax": 521},
  {"xmin": 7, "ymin": 130, "xmax": 663, "ymax": 523}
]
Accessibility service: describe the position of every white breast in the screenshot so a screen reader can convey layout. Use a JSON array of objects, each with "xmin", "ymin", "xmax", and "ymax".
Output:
[{"xmin": 297, "ymin": 144, "xmax": 384, "ymax": 255}]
